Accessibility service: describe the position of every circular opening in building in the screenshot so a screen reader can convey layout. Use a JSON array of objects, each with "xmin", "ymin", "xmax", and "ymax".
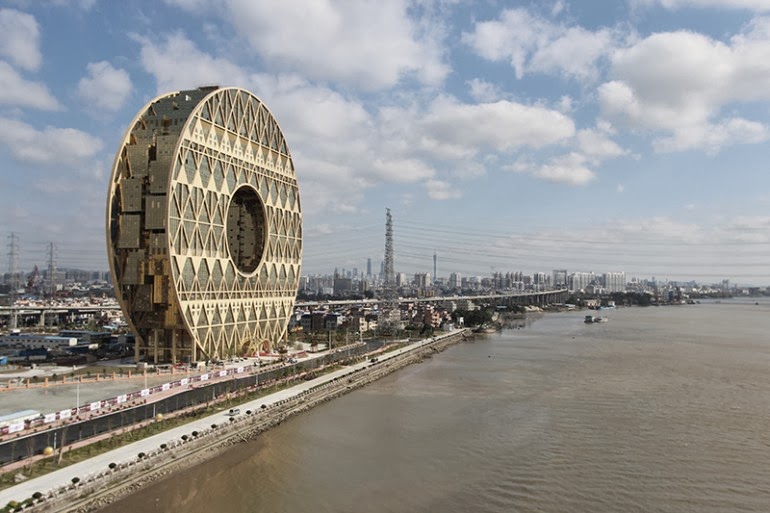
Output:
[{"xmin": 226, "ymin": 186, "xmax": 266, "ymax": 274}]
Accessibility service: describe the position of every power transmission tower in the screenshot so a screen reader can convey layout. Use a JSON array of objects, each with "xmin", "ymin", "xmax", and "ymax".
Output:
[
  {"xmin": 47, "ymin": 242, "xmax": 56, "ymax": 298},
  {"xmin": 380, "ymin": 209, "xmax": 399, "ymax": 332},
  {"xmin": 383, "ymin": 208, "xmax": 395, "ymax": 301},
  {"xmin": 7, "ymin": 233, "xmax": 20, "ymax": 329}
]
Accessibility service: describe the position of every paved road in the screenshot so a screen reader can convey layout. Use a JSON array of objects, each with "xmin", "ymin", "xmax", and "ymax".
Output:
[
  {"xmin": 0, "ymin": 345, "xmax": 370, "ymax": 465},
  {"xmin": 0, "ymin": 350, "xmax": 381, "ymax": 505},
  {"xmin": 0, "ymin": 332, "xmax": 461, "ymax": 507}
]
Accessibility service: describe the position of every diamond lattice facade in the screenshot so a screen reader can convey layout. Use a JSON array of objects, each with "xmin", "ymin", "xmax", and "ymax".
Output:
[{"xmin": 106, "ymin": 86, "xmax": 302, "ymax": 364}]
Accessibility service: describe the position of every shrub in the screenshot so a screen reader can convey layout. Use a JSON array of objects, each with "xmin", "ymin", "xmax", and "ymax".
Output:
[
  {"xmin": 192, "ymin": 430, "xmax": 199, "ymax": 437},
  {"xmin": 71, "ymin": 477, "xmax": 80, "ymax": 485},
  {"xmin": 137, "ymin": 452, "xmax": 146, "ymax": 459},
  {"xmin": 108, "ymin": 462, "xmax": 117, "ymax": 470},
  {"xmin": 246, "ymin": 410, "xmax": 252, "ymax": 415},
  {"xmin": 181, "ymin": 435, "xmax": 189, "ymax": 441},
  {"xmin": 32, "ymin": 492, "xmax": 42, "ymax": 500},
  {"xmin": 160, "ymin": 443, "xmax": 167, "ymax": 450},
  {"xmin": 211, "ymin": 424, "xmax": 217, "ymax": 429}
]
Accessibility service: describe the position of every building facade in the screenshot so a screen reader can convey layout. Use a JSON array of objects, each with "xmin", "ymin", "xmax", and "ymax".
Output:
[{"xmin": 106, "ymin": 87, "xmax": 302, "ymax": 364}]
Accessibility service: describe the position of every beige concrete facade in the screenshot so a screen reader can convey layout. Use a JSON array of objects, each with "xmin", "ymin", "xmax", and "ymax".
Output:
[{"xmin": 107, "ymin": 87, "xmax": 302, "ymax": 364}]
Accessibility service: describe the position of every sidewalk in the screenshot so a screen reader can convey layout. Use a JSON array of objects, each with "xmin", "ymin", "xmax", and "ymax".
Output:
[
  {"xmin": 0, "ymin": 332, "xmax": 463, "ymax": 507},
  {"xmin": 0, "ymin": 358, "xmax": 371, "ymax": 507}
]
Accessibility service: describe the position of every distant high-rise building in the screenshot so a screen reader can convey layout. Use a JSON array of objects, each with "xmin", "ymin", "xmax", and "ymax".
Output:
[
  {"xmin": 570, "ymin": 272, "xmax": 595, "ymax": 292},
  {"xmin": 552, "ymin": 269, "xmax": 568, "ymax": 288},
  {"xmin": 603, "ymin": 272, "xmax": 626, "ymax": 292},
  {"xmin": 448, "ymin": 272, "xmax": 462, "ymax": 290},
  {"xmin": 433, "ymin": 252, "xmax": 437, "ymax": 282},
  {"xmin": 367, "ymin": 258, "xmax": 372, "ymax": 277},
  {"xmin": 414, "ymin": 272, "xmax": 430, "ymax": 288}
]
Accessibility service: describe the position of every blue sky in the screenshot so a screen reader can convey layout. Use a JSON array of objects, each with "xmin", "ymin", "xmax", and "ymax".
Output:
[{"xmin": 1, "ymin": 0, "xmax": 769, "ymax": 285}]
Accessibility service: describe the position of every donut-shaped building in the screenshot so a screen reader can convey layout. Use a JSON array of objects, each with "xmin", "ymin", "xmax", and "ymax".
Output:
[{"xmin": 106, "ymin": 86, "xmax": 302, "ymax": 364}]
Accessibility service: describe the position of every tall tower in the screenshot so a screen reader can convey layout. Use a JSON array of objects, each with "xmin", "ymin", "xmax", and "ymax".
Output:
[
  {"xmin": 6, "ymin": 233, "xmax": 20, "ymax": 329},
  {"xmin": 383, "ymin": 208, "xmax": 395, "ymax": 299},
  {"xmin": 47, "ymin": 242, "xmax": 56, "ymax": 297},
  {"xmin": 6, "ymin": 233, "xmax": 19, "ymax": 287},
  {"xmin": 433, "ymin": 252, "xmax": 437, "ymax": 284},
  {"xmin": 381, "ymin": 208, "xmax": 398, "ymax": 331}
]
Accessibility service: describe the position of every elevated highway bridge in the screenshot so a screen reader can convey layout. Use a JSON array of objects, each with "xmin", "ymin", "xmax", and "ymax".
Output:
[
  {"xmin": 297, "ymin": 289, "xmax": 569, "ymax": 309},
  {"xmin": 0, "ymin": 289, "xmax": 569, "ymax": 328}
]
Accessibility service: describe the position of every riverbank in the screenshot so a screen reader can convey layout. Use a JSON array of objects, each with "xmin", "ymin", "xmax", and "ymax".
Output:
[{"xmin": 0, "ymin": 330, "xmax": 471, "ymax": 513}]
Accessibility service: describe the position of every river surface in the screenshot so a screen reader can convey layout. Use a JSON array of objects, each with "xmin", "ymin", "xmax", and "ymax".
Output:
[{"xmin": 102, "ymin": 299, "xmax": 770, "ymax": 513}]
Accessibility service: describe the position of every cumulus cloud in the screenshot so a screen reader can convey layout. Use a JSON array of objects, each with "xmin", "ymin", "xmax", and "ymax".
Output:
[
  {"xmin": 372, "ymin": 158, "xmax": 436, "ymax": 183},
  {"xmin": 250, "ymin": 73, "xmax": 372, "ymax": 152},
  {"xmin": 534, "ymin": 153, "xmax": 596, "ymax": 185},
  {"xmin": 77, "ymin": 61, "xmax": 132, "ymax": 111},
  {"xmin": 136, "ymin": 32, "xmax": 250, "ymax": 94},
  {"xmin": 224, "ymin": 0, "xmax": 449, "ymax": 90},
  {"xmin": 462, "ymin": 8, "xmax": 616, "ymax": 81},
  {"xmin": 612, "ymin": 216, "xmax": 707, "ymax": 243},
  {"xmin": 0, "ymin": 61, "xmax": 59, "ymax": 109},
  {"xmin": 576, "ymin": 127, "xmax": 626, "ymax": 160},
  {"xmin": 0, "ymin": 9, "xmax": 41, "ymax": 71},
  {"xmin": 634, "ymin": 0, "xmax": 770, "ymax": 11},
  {"xmin": 0, "ymin": 118, "xmax": 103, "ymax": 166},
  {"xmin": 467, "ymin": 78, "xmax": 503, "ymax": 102},
  {"xmin": 419, "ymin": 96, "xmax": 575, "ymax": 154},
  {"xmin": 292, "ymin": 154, "xmax": 368, "ymax": 215},
  {"xmin": 425, "ymin": 179, "xmax": 461, "ymax": 200},
  {"xmin": 600, "ymin": 26, "xmax": 770, "ymax": 152}
]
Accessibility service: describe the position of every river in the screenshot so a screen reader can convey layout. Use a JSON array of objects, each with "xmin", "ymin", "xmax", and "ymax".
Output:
[{"xmin": 101, "ymin": 299, "xmax": 770, "ymax": 513}]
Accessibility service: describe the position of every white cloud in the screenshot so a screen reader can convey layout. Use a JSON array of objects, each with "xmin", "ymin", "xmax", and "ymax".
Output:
[
  {"xmin": 558, "ymin": 95, "xmax": 574, "ymax": 113},
  {"xmin": 533, "ymin": 153, "xmax": 596, "ymax": 185},
  {"xmin": 136, "ymin": 32, "xmax": 251, "ymax": 94},
  {"xmin": 224, "ymin": 0, "xmax": 449, "ymax": 90},
  {"xmin": 250, "ymin": 73, "xmax": 372, "ymax": 152},
  {"xmin": 419, "ymin": 96, "xmax": 575, "ymax": 154},
  {"xmin": 425, "ymin": 179, "xmax": 461, "ymax": 200},
  {"xmin": 551, "ymin": 1, "xmax": 567, "ymax": 16},
  {"xmin": 467, "ymin": 78, "xmax": 502, "ymax": 102},
  {"xmin": 600, "ymin": 27, "xmax": 770, "ymax": 152},
  {"xmin": 0, "ymin": 9, "xmax": 41, "ymax": 71},
  {"xmin": 462, "ymin": 8, "xmax": 616, "ymax": 81},
  {"xmin": 576, "ymin": 127, "xmax": 626, "ymax": 160},
  {"xmin": 653, "ymin": 116, "xmax": 768, "ymax": 153},
  {"xmin": 612, "ymin": 216, "xmax": 706, "ymax": 243},
  {"xmin": 77, "ymin": 61, "xmax": 132, "ymax": 111},
  {"xmin": 529, "ymin": 26, "xmax": 615, "ymax": 81},
  {"xmin": 0, "ymin": 118, "xmax": 103, "ymax": 166},
  {"xmin": 48, "ymin": 0, "xmax": 99, "ymax": 9},
  {"xmin": 292, "ymin": 154, "xmax": 367, "ymax": 215},
  {"xmin": 0, "ymin": 61, "xmax": 59, "ymax": 110},
  {"xmin": 372, "ymin": 158, "xmax": 436, "ymax": 183},
  {"xmin": 635, "ymin": 0, "xmax": 770, "ymax": 11}
]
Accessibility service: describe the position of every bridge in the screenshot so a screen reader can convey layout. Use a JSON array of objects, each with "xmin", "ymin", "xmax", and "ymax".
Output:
[
  {"xmin": 297, "ymin": 289, "xmax": 570, "ymax": 309},
  {"xmin": 0, "ymin": 289, "xmax": 570, "ymax": 328}
]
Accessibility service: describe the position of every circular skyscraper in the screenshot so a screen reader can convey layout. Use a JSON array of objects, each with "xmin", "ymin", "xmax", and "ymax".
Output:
[{"xmin": 106, "ymin": 87, "xmax": 302, "ymax": 364}]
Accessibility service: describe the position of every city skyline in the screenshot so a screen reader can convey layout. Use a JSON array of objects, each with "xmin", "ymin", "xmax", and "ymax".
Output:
[{"xmin": 1, "ymin": 1, "xmax": 770, "ymax": 284}]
